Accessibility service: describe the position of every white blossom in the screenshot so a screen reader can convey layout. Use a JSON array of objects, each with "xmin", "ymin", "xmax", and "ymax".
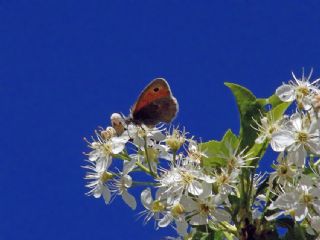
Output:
[
  {"xmin": 180, "ymin": 195, "xmax": 231, "ymax": 225},
  {"xmin": 109, "ymin": 174, "xmax": 137, "ymax": 210},
  {"xmin": 157, "ymin": 160, "xmax": 215, "ymax": 199},
  {"xmin": 271, "ymin": 113, "xmax": 320, "ymax": 166},
  {"xmin": 276, "ymin": 70, "xmax": 320, "ymax": 109},
  {"xmin": 266, "ymin": 176, "xmax": 320, "ymax": 222},
  {"xmin": 83, "ymin": 161, "xmax": 113, "ymax": 205}
]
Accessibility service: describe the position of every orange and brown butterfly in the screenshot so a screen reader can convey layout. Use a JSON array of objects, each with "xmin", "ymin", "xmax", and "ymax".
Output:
[{"xmin": 111, "ymin": 78, "xmax": 179, "ymax": 135}]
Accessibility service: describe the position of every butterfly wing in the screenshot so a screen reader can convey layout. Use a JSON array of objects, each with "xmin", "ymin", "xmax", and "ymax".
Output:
[
  {"xmin": 131, "ymin": 78, "xmax": 178, "ymax": 125},
  {"xmin": 132, "ymin": 96, "xmax": 178, "ymax": 125}
]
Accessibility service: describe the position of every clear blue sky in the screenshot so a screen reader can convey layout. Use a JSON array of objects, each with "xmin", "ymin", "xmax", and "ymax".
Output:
[{"xmin": 1, "ymin": 1, "xmax": 320, "ymax": 239}]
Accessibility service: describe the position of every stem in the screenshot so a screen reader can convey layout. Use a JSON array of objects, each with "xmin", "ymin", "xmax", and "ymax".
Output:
[
  {"xmin": 247, "ymin": 168, "xmax": 255, "ymax": 210},
  {"xmin": 218, "ymin": 222, "xmax": 238, "ymax": 235},
  {"xmin": 132, "ymin": 181, "xmax": 159, "ymax": 186},
  {"xmin": 143, "ymin": 136, "xmax": 156, "ymax": 177},
  {"xmin": 136, "ymin": 161, "xmax": 151, "ymax": 173},
  {"xmin": 173, "ymin": 150, "xmax": 177, "ymax": 163},
  {"xmin": 240, "ymin": 170, "xmax": 246, "ymax": 209}
]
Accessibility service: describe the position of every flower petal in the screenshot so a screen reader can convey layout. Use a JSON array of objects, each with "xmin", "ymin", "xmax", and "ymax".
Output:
[
  {"xmin": 294, "ymin": 204, "xmax": 308, "ymax": 221},
  {"xmin": 102, "ymin": 186, "xmax": 111, "ymax": 204},
  {"xmin": 187, "ymin": 180, "xmax": 203, "ymax": 196},
  {"xmin": 141, "ymin": 188, "xmax": 153, "ymax": 209},
  {"xmin": 212, "ymin": 208, "xmax": 231, "ymax": 222},
  {"xmin": 271, "ymin": 131, "xmax": 295, "ymax": 152},
  {"xmin": 189, "ymin": 214, "xmax": 207, "ymax": 225},
  {"xmin": 276, "ymin": 84, "xmax": 295, "ymax": 102},
  {"xmin": 122, "ymin": 190, "xmax": 136, "ymax": 210},
  {"xmin": 180, "ymin": 196, "xmax": 198, "ymax": 212},
  {"xmin": 158, "ymin": 213, "xmax": 173, "ymax": 228}
]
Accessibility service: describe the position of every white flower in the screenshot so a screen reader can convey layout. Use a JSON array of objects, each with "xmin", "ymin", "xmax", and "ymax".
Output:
[
  {"xmin": 186, "ymin": 140, "xmax": 208, "ymax": 164},
  {"xmin": 124, "ymin": 124, "xmax": 165, "ymax": 148},
  {"xmin": 254, "ymin": 115, "xmax": 284, "ymax": 144},
  {"xmin": 213, "ymin": 168, "xmax": 239, "ymax": 196},
  {"xmin": 157, "ymin": 160, "xmax": 215, "ymax": 198},
  {"xmin": 269, "ymin": 152, "xmax": 296, "ymax": 187},
  {"xmin": 218, "ymin": 141, "xmax": 256, "ymax": 170},
  {"xmin": 129, "ymin": 141, "xmax": 172, "ymax": 174},
  {"xmin": 140, "ymin": 188, "xmax": 167, "ymax": 225},
  {"xmin": 276, "ymin": 70, "xmax": 320, "ymax": 109},
  {"xmin": 108, "ymin": 160, "xmax": 137, "ymax": 210},
  {"xmin": 109, "ymin": 174, "xmax": 137, "ymax": 210},
  {"xmin": 180, "ymin": 195, "xmax": 231, "ymax": 225},
  {"xmin": 266, "ymin": 176, "xmax": 320, "ymax": 222},
  {"xmin": 271, "ymin": 113, "xmax": 320, "ymax": 166},
  {"xmin": 157, "ymin": 199, "xmax": 189, "ymax": 237},
  {"xmin": 83, "ymin": 161, "xmax": 113, "ymax": 204},
  {"xmin": 165, "ymin": 127, "xmax": 187, "ymax": 152},
  {"xmin": 86, "ymin": 133, "xmax": 128, "ymax": 172}
]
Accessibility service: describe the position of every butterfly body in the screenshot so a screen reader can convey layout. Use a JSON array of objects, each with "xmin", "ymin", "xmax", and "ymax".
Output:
[{"xmin": 129, "ymin": 78, "xmax": 178, "ymax": 126}]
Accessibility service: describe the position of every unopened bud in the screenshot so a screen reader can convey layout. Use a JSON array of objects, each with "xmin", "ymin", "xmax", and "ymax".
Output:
[
  {"xmin": 188, "ymin": 140, "xmax": 206, "ymax": 164},
  {"xmin": 151, "ymin": 200, "xmax": 165, "ymax": 212},
  {"xmin": 101, "ymin": 171, "xmax": 114, "ymax": 183},
  {"xmin": 144, "ymin": 147, "xmax": 159, "ymax": 163},
  {"xmin": 110, "ymin": 113, "xmax": 125, "ymax": 136},
  {"xmin": 171, "ymin": 203, "xmax": 184, "ymax": 217},
  {"xmin": 165, "ymin": 129, "xmax": 185, "ymax": 152},
  {"xmin": 101, "ymin": 126, "xmax": 116, "ymax": 140}
]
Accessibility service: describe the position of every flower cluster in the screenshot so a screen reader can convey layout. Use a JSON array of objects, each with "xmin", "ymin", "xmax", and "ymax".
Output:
[
  {"xmin": 260, "ymin": 71, "xmax": 320, "ymax": 237},
  {"xmin": 83, "ymin": 70, "xmax": 320, "ymax": 240},
  {"xmin": 83, "ymin": 117, "xmax": 241, "ymax": 238}
]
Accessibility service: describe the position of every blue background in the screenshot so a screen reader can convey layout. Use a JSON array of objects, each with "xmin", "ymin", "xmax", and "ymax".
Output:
[{"xmin": 1, "ymin": 1, "xmax": 320, "ymax": 239}]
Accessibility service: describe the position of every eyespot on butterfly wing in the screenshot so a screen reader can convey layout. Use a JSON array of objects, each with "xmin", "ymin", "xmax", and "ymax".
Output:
[{"xmin": 130, "ymin": 78, "xmax": 179, "ymax": 126}]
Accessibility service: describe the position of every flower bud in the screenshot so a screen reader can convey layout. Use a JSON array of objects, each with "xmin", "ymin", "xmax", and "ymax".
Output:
[
  {"xmin": 110, "ymin": 113, "xmax": 125, "ymax": 136},
  {"xmin": 165, "ymin": 128, "xmax": 186, "ymax": 152},
  {"xmin": 188, "ymin": 140, "xmax": 207, "ymax": 164},
  {"xmin": 171, "ymin": 203, "xmax": 184, "ymax": 217},
  {"xmin": 101, "ymin": 171, "xmax": 114, "ymax": 183},
  {"xmin": 144, "ymin": 147, "xmax": 159, "ymax": 163},
  {"xmin": 151, "ymin": 200, "xmax": 165, "ymax": 212},
  {"xmin": 101, "ymin": 126, "xmax": 116, "ymax": 140}
]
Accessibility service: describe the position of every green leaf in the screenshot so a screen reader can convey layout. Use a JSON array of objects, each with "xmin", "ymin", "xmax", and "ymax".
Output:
[
  {"xmin": 200, "ymin": 129, "xmax": 239, "ymax": 167},
  {"xmin": 220, "ymin": 130, "xmax": 239, "ymax": 154},
  {"xmin": 267, "ymin": 94, "xmax": 285, "ymax": 108},
  {"xmin": 213, "ymin": 231, "xmax": 225, "ymax": 240},
  {"xmin": 200, "ymin": 139, "xmax": 224, "ymax": 167},
  {"xmin": 223, "ymin": 232, "xmax": 235, "ymax": 240},
  {"xmin": 191, "ymin": 229, "xmax": 214, "ymax": 240},
  {"xmin": 247, "ymin": 101, "xmax": 291, "ymax": 165},
  {"xmin": 247, "ymin": 140, "xmax": 269, "ymax": 165},
  {"xmin": 270, "ymin": 101, "xmax": 291, "ymax": 121},
  {"xmin": 257, "ymin": 94, "xmax": 285, "ymax": 108},
  {"xmin": 225, "ymin": 82, "xmax": 265, "ymax": 150}
]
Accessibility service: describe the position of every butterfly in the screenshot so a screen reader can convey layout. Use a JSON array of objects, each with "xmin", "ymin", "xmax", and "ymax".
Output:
[
  {"xmin": 110, "ymin": 78, "xmax": 178, "ymax": 135},
  {"xmin": 128, "ymin": 78, "xmax": 179, "ymax": 126}
]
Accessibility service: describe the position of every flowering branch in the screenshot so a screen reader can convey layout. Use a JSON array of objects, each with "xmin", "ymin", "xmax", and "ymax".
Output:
[{"xmin": 83, "ymin": 70, "xmax": 320, "ymax": 240}]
